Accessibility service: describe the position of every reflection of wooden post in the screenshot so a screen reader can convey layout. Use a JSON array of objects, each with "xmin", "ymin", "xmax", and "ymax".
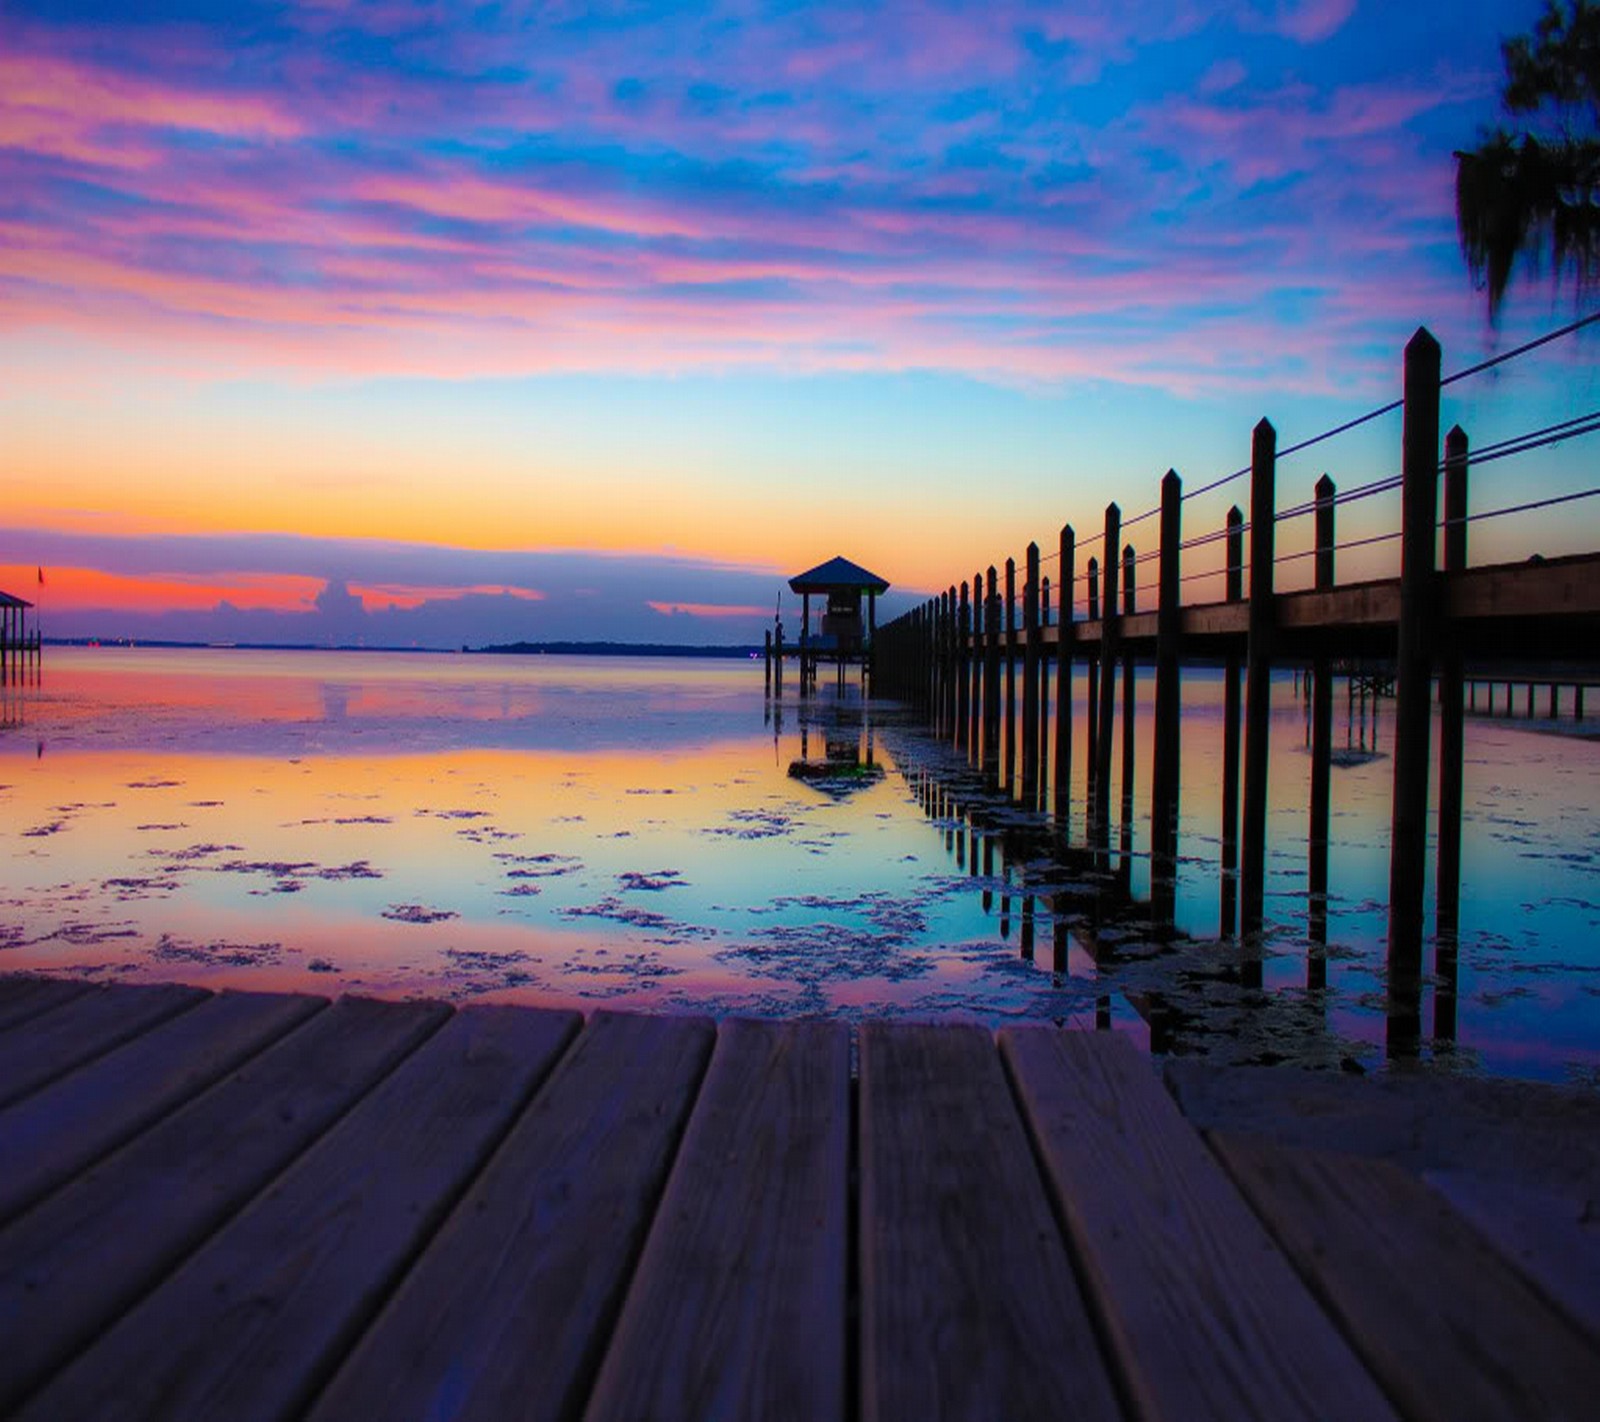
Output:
[
  {"xmin": 1022, "ymin": 543, "xmax": 1040, "ymax": 803},
  {"xmin": 1241, "ymin": 423, "xmax": 1276, "ymax": 949},
  {"xmin": 1388, "ymin": 328, "xmax": 1441, "ymax": 1059},
  {"xmin": 1095, "ymin": 505, "xmax": 1120, "ymax": 850},
  {"xmin": 764, "ymin": 629, "xmax": 772, "ymax": 695},
  {"xmin": 1436, "ymin": 423, "xmax": 1469, "ymax": 1046},
  {"xmin": 1055, "ymin": 525, "xmax": 1075, "ymax": 831},
  {"xmin": 1152, "ymin": 469, "xmax": 1181, "ymax": 927},
  {"xmin": 1004, "ymin": 557, "xmax": 1017, "ymax": 796},
  {"xmin": 983, "ymin": 566, "xmax": 1001, "ymax": 774},
  {"xmin": 1309, "ymin": 474, "xmax": 1335, "ymax": 989}
]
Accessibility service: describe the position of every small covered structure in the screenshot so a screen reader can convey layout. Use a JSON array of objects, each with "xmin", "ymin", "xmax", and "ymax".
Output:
[
  {"xmin": 779, "ymin": 555, "xmax": 890, "ymax": 694},
  {"xmin": 0, "ymin": 590, "xmax": 39, "ymax": 684}
]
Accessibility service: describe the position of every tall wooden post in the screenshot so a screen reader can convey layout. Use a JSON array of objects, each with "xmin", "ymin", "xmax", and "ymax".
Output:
[
  {"xmin": 1309, "ymin": 474, "xmax": 1336, "ymax": 990},
  {"xmin": 983, "ymin": 566, "xmax": 1001, "ymax": 774},
  {"xmin": 940, "ymin": 588, "xmax": 953, "ymax": 738},
  {"xmin": 1022, "ymin": 543, "xmax": 1040, "ymax": 803},
  {"xmin": 866, "ymin": 591, "xmax": 876, "ymax": 691},
  {"xmin": 1221, "ymin": 503, "xmax": 1244, "ymax": 936},
  {"xmin": 957, "ymin": 581, "xmax": 970, "ymax": 752},
  {"xmin": 1086, "ymin": 555, "xmax": 1100, "ymax": 824},
  {"xmin": 970, "ymin": 568, "xmax": 983, "ymax": 757},
  {"xmin": 1004, "ymin": 557, "xmax": 1017, "ymax": 796},
  {"xmin": 1241, "ymin": 420, "xmax": 1276, "ymax": 948},
  {"xmin": 801, "ymin": 592, "xmax": 812, "ymax": 698},
  {"xmin": 1387, "ymin": 327, "xmax": 1441, "ymax": 1058},
  {"xmin": 1436, "ymin": 423, "xmax": 1469, "ymax": 1045},
  {"xmin": 1055, "ymin": 525, "xmax": 1075, "ymax": 830},
  {"xmin": 1152, "ymin": 469, "xmax": 1182, "ymax": 928},
  {"xmin": 1095, "ymin": 504, "xmax": 1120, "ymax": 849},
  {"xmin": 1120, "ymin": 541, "xmax": 1137, "ymax": 889}
]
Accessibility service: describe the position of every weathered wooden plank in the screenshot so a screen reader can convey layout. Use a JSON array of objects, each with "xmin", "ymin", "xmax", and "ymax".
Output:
[
  {"xmin": 1448, "ymin": 551, "xmax": 1600, "ymax": 622},
  {"xmin": 0, "ymin": 975, "xmax": 92, "ymax": 1032},
  {"xmin": 307, "ymin": 1010, "xmax": 715, "ymax": 1422},
  {"xmin": 0, "ymin": 981, "xmax": 207, "ymax": 1110},
  {"xmin": 858, "ymin": 1021, "xmax": 1121, "ymax": 1422},
  {"xmin": 0, "ymin": 994, "xmax": 447, "ymax": 1413},
  {"xmin": 1213, "ymin": 1132, "xmax": 1600, "ymax": 1422},
  {"xmin": 0, "ymin": 990, "xmax": 325, "ymax": 1226},
  {"xmin": 1424, "ymin": 1169, "xmax": 1600, "ymax": 1344},
  {"xmin": 1000, "ymin": 1028, "xmax": 1394, "ymax": 1421},
  {"xmin": 16, "ymin": 1003, "xmax": 578, "ymax": 1422},
  {"xmin": 587, "ymin": 1018, "xmax": 849, "ymax": 1422}
]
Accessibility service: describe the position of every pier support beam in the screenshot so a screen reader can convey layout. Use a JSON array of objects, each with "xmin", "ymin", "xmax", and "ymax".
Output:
[
  {"xmin": 1151, "ymin": 470, "xmax": 1182, "ymax": 928},
  {"xmin": 1023, "ymin": 544, "xmax": 1040, "ymax": 803},
  {"xmin": 1308, "ymin": 475, "xmax": 1335, "ymax": 990},
  {"xmin": 1241, "ymin": 421, "xmax": 1277, "ymax": 953},
  {"xmin": 1388, "ymin": 326, "xmax": 1442, "ymax": 1057},
  {"xmin": 1435, "ymin": 423, "xmax": 1469, "ymax": 1046},
  {"xmin": 1054, "ymin": 525, "xmax": 1075, "ymax": 831},
  {"xmin": 1094, "ymin": 505, "xmax": 1120, "ymax": 854},
  {"xmin": 1221, "ymin": 506, "xmax": 1244, "ymax": 938}
]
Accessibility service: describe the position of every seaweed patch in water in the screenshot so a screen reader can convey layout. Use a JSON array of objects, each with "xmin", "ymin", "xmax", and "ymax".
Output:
[
  {"xmin": 617, "ymin": 870, "xmax": 686, "ymax": 892},
  {"xmin": 102, "ymin": 875, "xmax": 184, "ymax": 900},
  {"xmin": 153, "ymin": 933, "xmax": 283, "ymax": 967},
  {"xmin": 709, "ymin": 808, "xmax": 794, "ymax": 840},
  {"xmin": 125, "ymin": 779, "xmax": 183, "ymax": 789},
  {"xmin": 497, "ymin": 852, "xmax": 581, "ymax": 879},
  {"xmin": 135, "ymin": 823, "xmax": 189, "ymax": 832},
  {"xmin": 416, "ymin": 808, "xmax": 491, "ymax": 820},
  {"xmin": 560, "ymin": 897, "xmax": 716, "ymax": 944},
  {"xmin": 383, "ymin": 903, "xmax": 460, "ymax": 924},
  {"xmin": 21, "ymin": 821, "xmax": 69, "ymax": 838},
  {"xmin": 440, "ymin": 946, "xmax": 540, "ymax": 995}
]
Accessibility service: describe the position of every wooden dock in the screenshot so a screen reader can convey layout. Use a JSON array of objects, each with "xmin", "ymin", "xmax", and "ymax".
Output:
[{"xmin": 3, "ymin": 974, "xmax": 1598, "ymax": 1421}]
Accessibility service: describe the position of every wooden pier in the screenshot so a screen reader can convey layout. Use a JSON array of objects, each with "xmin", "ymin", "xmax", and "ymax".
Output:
[
  {"xmin": 2, "ymin": 974, "xmax": 1599, "ymax": 1420},
  {"xmin": 873, "ymin": 326, "xmax": 1600, "ymax": 1051}
]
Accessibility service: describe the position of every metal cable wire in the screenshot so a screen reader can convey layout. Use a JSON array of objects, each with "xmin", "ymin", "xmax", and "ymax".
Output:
[{"xmin": 1440, "ymin": 309, "xmax": 1600, "ymax": 387}]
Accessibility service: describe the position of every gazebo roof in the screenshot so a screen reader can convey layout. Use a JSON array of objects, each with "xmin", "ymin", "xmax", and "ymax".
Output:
[
  {"xmin": 0, "ymin": 591, "xmax": 32, "ymax": 610},
  {"xmin": 788, "ymin": 556, "xmax": 890, "ymax": 595}
]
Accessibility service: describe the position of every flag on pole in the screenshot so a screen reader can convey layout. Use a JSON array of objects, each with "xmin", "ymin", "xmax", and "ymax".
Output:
[{"xmin": 36, "ymin": 567, "xmax": 44, "ymax": 587}]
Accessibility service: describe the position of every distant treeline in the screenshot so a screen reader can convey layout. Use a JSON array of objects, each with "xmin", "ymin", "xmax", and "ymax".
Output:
[{"xmin": 473, "ymin": 640, "xmax": 761, "ymax": 658}]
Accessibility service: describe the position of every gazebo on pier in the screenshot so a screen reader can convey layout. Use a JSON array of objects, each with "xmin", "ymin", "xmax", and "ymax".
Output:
[
  {"xmin": 0, "ymin": 591, "xmax": 39, "ymax": 683},
  {"xmin": 772, "ymin": 556, "xmax": 890, "ymax": 694}
]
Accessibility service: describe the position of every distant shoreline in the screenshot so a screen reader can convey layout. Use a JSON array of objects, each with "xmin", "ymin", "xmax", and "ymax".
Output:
[{"xmin": 42, "ymin": 637, "xmax": 762, "ymax": 658}]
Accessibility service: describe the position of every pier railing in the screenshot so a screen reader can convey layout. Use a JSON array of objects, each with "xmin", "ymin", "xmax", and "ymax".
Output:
[{"xmin": 874, "ymin": 320, "xmax": 1600, "ymax": 1038}]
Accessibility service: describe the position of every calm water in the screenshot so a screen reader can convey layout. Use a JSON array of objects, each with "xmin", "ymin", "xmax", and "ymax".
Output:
[{"xmin": 2, "ymin": 647, "xmax": 1597, "ymax": 1082}]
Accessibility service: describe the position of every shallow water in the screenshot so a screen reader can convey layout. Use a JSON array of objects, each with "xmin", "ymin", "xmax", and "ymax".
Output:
[{"xmin": 1, "ymin": 647, "xmax": 1596, "ymax": 1082}]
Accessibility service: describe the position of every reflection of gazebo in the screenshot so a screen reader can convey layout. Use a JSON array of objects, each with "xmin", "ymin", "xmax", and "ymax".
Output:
[
  {"xmin": 788, "ymin": 720, "xmax": 885, "ymax": 799},
  {"xmin": 782, "ymin": 556, "xmax": 890, "ymax": 695}
]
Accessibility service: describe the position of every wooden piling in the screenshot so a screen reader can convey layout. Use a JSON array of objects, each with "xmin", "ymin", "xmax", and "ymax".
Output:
[
  {"xmin": 1151, "ymin": 470, "xmax": 1181, "ymax": 927},
  {"xmin": 1005, "ymin": 557, "xmax": 1018, "ymax": 796},
  {"xmin": 1387, "ymin": 327, "xmax": 1441, "ymax": 1056},
  {"xmin": 957, "ymin": 582, "xmax": 971, "ymax": 753},
  {"xmin": 1220, "ymin": 505, "xmax": 1244, "ymax": 936},
  {"xmin": 1436, "ymin": 425, "xmax": 1469, "ymax": 1015},
  {"xmin": 1023, "ymin": 544, "xmax": 1040, "ymax": 803},
  {"xmin": 1054, "ymin": 525, "xmax": 1075, "ymax": 829},
  {"xmin": 970, "ymin": 568, "xmax": 983, "ymax": 758},
  {"xmin": 1387, "ymin": 329, "xmax": 1441, "ymax": 993},
  {"xmin": 1095, "ymin": 505, "xmax": 1120, "ymax": 848},
  {"xmin": 1241, "ymin": 421, "xmax": 1277, "ymax": 943},
  {"xmin": 1086, "ymin": 555, "xmax": 1100, "ymax": 824},
  {"xmin": 1309, "ymin": 474, "xmax": 1336, "ymax": 991},
  {"xmin": 984, "ymin": 566, "xmax": 1001, "ymax": 775}
]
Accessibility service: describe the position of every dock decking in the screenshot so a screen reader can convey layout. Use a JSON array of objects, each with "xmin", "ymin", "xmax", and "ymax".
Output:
[{"xmin": 2, "ymin": 974, "xmax": 1598, "ymax": 1420}]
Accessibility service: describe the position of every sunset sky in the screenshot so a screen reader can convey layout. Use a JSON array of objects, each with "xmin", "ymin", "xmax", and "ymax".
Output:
[{"xmin": 3, "ymin": 0, "xmax": 1596, "ymax": 646}]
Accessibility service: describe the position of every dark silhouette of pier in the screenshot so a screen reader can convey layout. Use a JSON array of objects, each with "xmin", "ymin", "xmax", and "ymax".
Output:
[{"xmin": 874, "ymin": 325, "xmax": 1600, "ymax": 1060}]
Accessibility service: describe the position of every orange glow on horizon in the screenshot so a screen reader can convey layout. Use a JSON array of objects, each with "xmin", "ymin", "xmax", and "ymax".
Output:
[{"xmin": 0, "ymin": 565, "xmax": 321, "ymax": 614}]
